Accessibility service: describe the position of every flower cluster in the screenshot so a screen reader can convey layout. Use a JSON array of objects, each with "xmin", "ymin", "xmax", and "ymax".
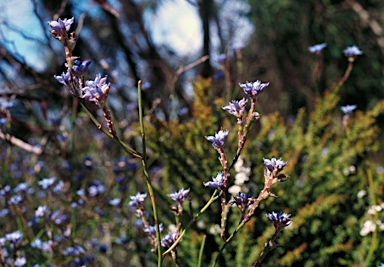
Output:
[
  {"xmin": 205, "ymin": 130, "xmax": 229, "ymax": 150},
  {"xmin": 239, "ymin": 80, "xmax": 269, "ymax": 99},
  {"xmin": 266, "ymin": 211, "xmax": 292, "ymax": 229}
]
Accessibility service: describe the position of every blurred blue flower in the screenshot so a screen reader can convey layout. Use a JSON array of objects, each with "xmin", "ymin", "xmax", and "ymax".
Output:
[
  {"xmin": 222, "ymin": 98, "xmax": 248, "ymax": 117},
  {"xmin": 144, "ymin": 223, "xmax": 164, "ymax": 236},
  {"xmin": 109, "ymin": 198, "xmax": 121, "ymax": 206},
  {"xmin": 239, "ymin": 80, "xmax": 269, "ymax": 98},
  {"xmin": 128, "ymin": 192, "xmax": 147, "ymax": 207},
  {"xmin": 38, "ymin": 177, "xmax": 56, "ymax": 190},
  {"xmin": 308, "ymin": 43, "xmax": 327, "ymax": 53},
  {"xmin": 8, "ymin": 195, "xmax": 23, "ymax": 205},
  {"xmin": 161, "ymin": 232, "xmax": 177, "ymax": 249},
  {"xmin": 167, "ymin": 188, "xmax": 190, "ymax": 203},
  {"xmin": 263, "ymin": 157, "xmax": 287, "ymax": 172},
  {"xmin": 266, "ymin": 211, "xmax": 292, "ymax": 228},
  {"xmin": 35, "ymin": 205, "xmax": 49, "ymax": 217},
  {"xmin": 54, "ymin": 70, "xmax": 71, "ymax": 86},
  {"xmin": 377, "ymin": 263, "xmax": 384, "ymax": 267},
  {"xmin": 62, "ymin": 245, "xmax": 85, "ymax": 256},
  {"xmin": 341, "ymin": 104, "xmax": 357, "ymax": 114},
  {"xmin": 205, "ymin": 130, "xmax": 229, "ymax": 149},
  {"xmin": 50, "ymin": 210, "xmax": 67, "ymax": 225},
  {"xmin": 72, "ymin": 60, "xmax": 91, "ymax": 76},
  {"xmin": 83, "ymin": 156, "xmax": 93, "ymax": 169},
  {"xmin": 81, "ymin": 74, "xmax": 110, "ymax": 107},
  {"xmin": 344, "ymin": 46, "xmax": 363, "ymax": 57},
  {"xmin": 204, "ymin": 172, "xmax": 225, "ymax": 190},
  {"xmin": 14, "ymin": 256, "xmax": 26, "ymax": 267},
  {"xmin": 53, "ymin": 180, "xmax": 64, "ymax": 193},
  {"xmin": 5, "ymin": 230, "xmax": 23, "ymax": 245},
  {"xmin": 87, "ymin": 181, "xmax": 105, "ymax": 197}
]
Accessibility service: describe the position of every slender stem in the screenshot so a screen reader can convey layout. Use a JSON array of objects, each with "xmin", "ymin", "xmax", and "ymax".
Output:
[
  {"xmin": 197, "ymin": 235, "xmax": 206, "ymax": 267},
  {"xmin": 137, "ymin": 81, "xmax": 162, "ymax": 267},
  {"xmin": 252, "ymin": 230, "xmax": 281, "ymax": 267},
  {"xmin": 163, "ymin": 191, "xmax": 219, "ymax": 256}
]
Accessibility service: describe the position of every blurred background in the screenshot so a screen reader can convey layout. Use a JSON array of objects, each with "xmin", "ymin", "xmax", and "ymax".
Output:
[{"xmin": 0, "ymin": 0, "xmax": 384, "ymax": 266}]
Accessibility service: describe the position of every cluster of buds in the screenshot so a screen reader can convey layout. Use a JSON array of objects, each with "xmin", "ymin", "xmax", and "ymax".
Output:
[{"xmin": 49, "ymin": 17, "xmax": 115, "ymax": 136}]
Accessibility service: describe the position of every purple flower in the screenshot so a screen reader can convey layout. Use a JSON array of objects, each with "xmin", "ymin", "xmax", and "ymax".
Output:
[
  {"xmin": 167, "ymin": 188, "xmax": 190, "ymax": 203},
  {"xmin": 266, "ymin": 211, "xmax": 292, "ymax": 228},
  {"xmin": 144, "ymin": 223, "xmax": 164, "ymax": 236},
  {"xmin": 48, "ymin": 17, "xmax": 74, "ymax": 35},
  {"xmin": 81, "ymin": 74, "xmax": 110, "ymax": 107},
  {"xmin": 308, "ymin": 43, "xmax": 327, "ymax": 53},
  {"xmin": 72, "ymin": 60, "xmax": 91, "ymax": 76},
  {"xmin": 128, "ymin": 192, "xmax": 147, "ymax": 207},
  {"xmin": 109, "ymin": 198, "xmax": 121, "ymax": 206},
  {"xmin": 341, "ymin": 104, "xmax": 357, "ymax": 114},
  {"xmin": 54, "ymin": 70, "xmax": 71, "ymax": 86},
  {"xmin": 205, "ymin": 130, "xmax": 229, "ymax": 149},
  {"xmin": 222, "ymin": 98, "xmax": 248, "ymax": 117},
  {"xmin": 38, "ymin": 177, "xmax": 56, "ymax": 189},
  {"xmin": 239, "ymin": 80, "xmax": 269, "ymax": 98},
  {"xmin": 229, "ymin": 192, "xmax": 253, "ymax": 209},
  {"xmin": 203, "ymin": 172, "xmax": 225, "ymax": 190},
  {"xmin": 263, "ymin": 157, "xmax": 287, "ymax": 172},
  {"xmin": 343, "ymin": 46, "xmax": 363, "ymax": 57},
  {"xmin": 161, "ymin": 232, "xmax": 177, "ymax": 249}
]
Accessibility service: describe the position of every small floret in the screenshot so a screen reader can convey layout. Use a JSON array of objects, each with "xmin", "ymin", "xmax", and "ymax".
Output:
[
  {"xmin": 203, "ymin": 172, "xmax": 225, "ymax": 190},
  {"xmin": 239, "ymin": 80, "xmax": 269, "ymax": 98},
  {"xmin": 341, "ymin": 104, "xmax": 357, "ymax": 114},
  {"xmin": 263, "ymin": 157, "xmax": 287, "ymax": 172},
  {"xmin": 128, "ymin": 192, "xmax": 147, "ymax": 207},
  {"xmin": 167, "ymin": 188, "xmax": 190, "ymax": 203},
  {"xmin": 308, "ymin": 43, "xmax": 327, "ymax": 53},
  {"xmin": 205, "ymin": 130, "xmax": 229, "ymax": 149},
  {"xmin": 222, "ymin": 98, "xmax": 248, "ymax": 117},
  {"xmin": 343, "ymin": 46, "xmax": 363, "ymax": 57}
]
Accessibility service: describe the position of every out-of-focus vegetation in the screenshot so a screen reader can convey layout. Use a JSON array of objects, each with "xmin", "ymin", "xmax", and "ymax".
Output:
[{"xmin": 0, "ymin": 0, "xmax": 383, "ymax": 266}]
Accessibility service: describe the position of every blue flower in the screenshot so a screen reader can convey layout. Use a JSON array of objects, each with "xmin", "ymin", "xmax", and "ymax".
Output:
[
  {"xmin": 263, "ymin": 157, "xmax": 287, "ymax": 172},
  {"xmin": 222, "ymin": 98, "xmax": 248, "ymax": 117},
  {"xmin": 81, "ymin": 74, "xmax": 110, "ymax": 107},
  {"xmin": 128, "ymin": 192, "xmax": 147, "ymax": 207},
  {"xmin": 54, "ymin": 70, "xmax": 71, "ymax": 86},
  {"xmin": 109, "ymin": 198, "xmax": 121, "ymax": 206},
  {"xmin": 203, "ymin": 172, "xmax": 225, "ymax": 190},
  {"xmin": 38, "ymin": 177, "xmax": 56, "ymax": 189},
  {"xmin": 48, "ymin": 17, "xmax": 74, "ymax": 35},
  {"xmin": 144, "ymin": 223, "xmax": 164, "ymax": 236},
  {"xmin": 266, "ymin": 211, "xmax": 291, "ymax": 228},
  {"xmin": 205, "ymin": 130, "xmax": 229, "ymax": 149},
  {"xmin": 377, "ymin": 263, "xmax": 384, "ymax": 267},
  {"xmin": 35, "ymin": 205, "xmax": 49, "ymax": 217},
  {"xmin": 343, "ymin": 46, "xmax": 363, "ymax": 57},
  {"xmin": 72, "ymin": 60, "xmax": 91, "ymax": 76},
  {"xmin": 308, "ymin": 43, "xmax": 327, "ymax": 53},
  {"xmin": 341, "ymin": 104, "xmax": 357, "ymax": 114},
  {"xmin": 229, "ymin": 192, "xmax": 254, "ymax": 209},
  {"xmin": 8, "ymin": 195, "xmax": 23, "ymax": 205},
  {"xmin": 5, "ymin": 230, "xmax": 23, "ymax": 245},
  {"xmin": 14, "ymin": 256, "xmax": 26, "ymax": 267},
  {"xmin": 161, "ymin": 232, "xmax": 177, "ymax": 249},
  {"xmin": 87, "ymin": 181, "xmax": 105, "ymax": 197},
  {"xmin": 239, "ymin": 80, "xmax": 269, "ymax": 98},
  {"xmin": 167, "ymin": 188, "xmax": 190, "ymax": 203}
]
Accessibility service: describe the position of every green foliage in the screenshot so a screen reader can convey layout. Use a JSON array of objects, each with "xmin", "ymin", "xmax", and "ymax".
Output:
[{"xmin": 143, "ymin": 76, "xmax": 384, "ymax": 266}]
